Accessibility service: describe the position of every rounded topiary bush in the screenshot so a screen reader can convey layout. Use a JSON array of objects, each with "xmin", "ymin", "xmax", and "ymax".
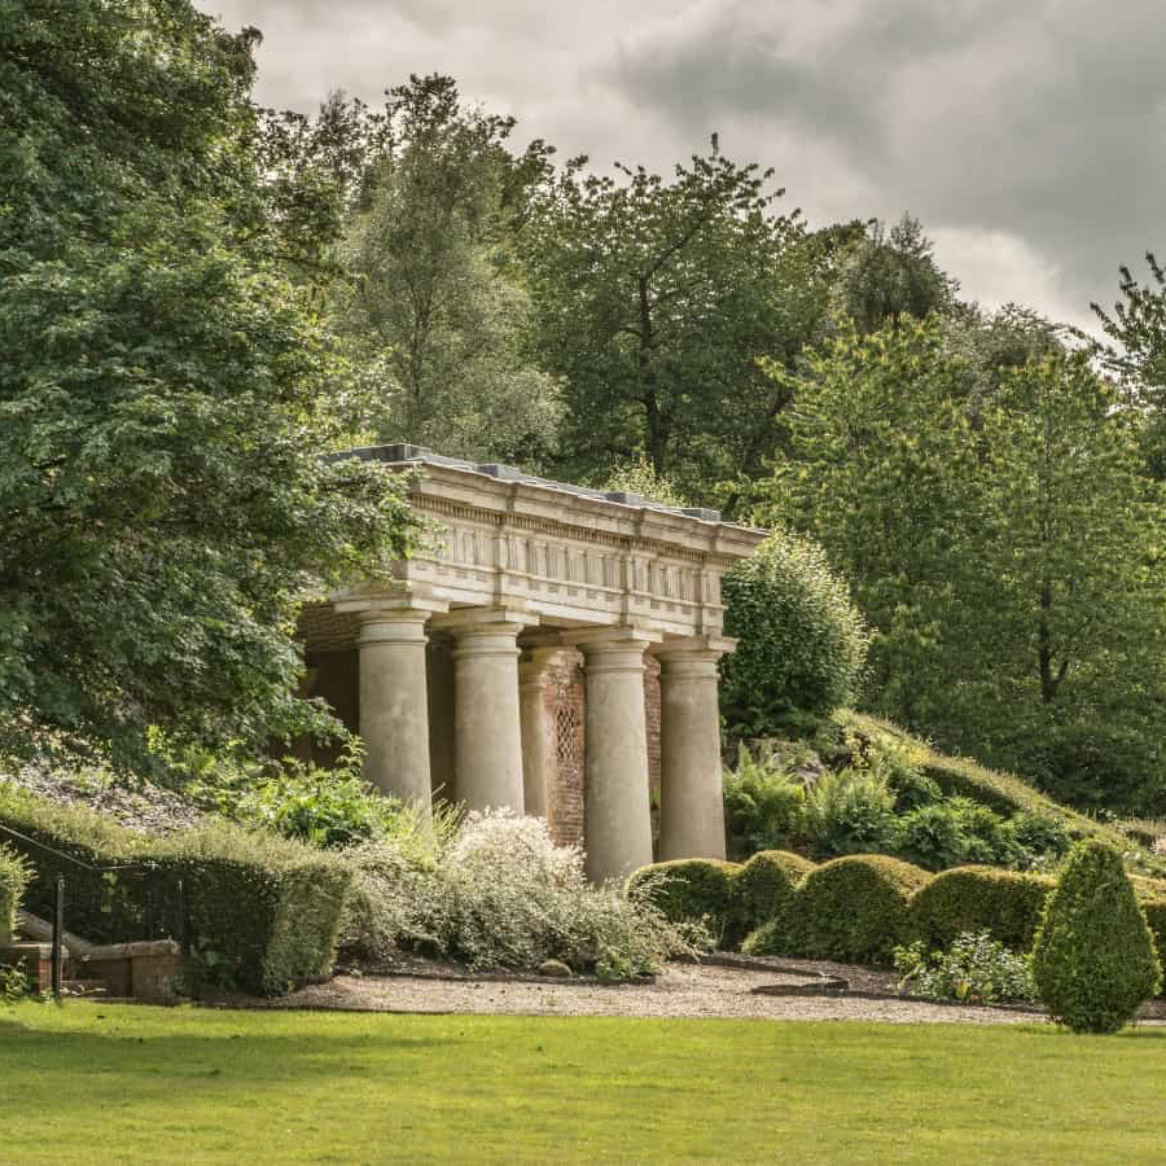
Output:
[
  {"xmin": 721, "ymin": 530, "xmax": 869, "ymax": 733},
  {"xmin": 790, "ymin": 854, "xmax": 931, "ymax": 964},
  {"xmin": 731, "ymin": 850, "xmax": 815, "ymax": 945},
  {"xmin": 1032, "ymin": 841, "xmax": 1161, "ymax": 1033},
  {"xmin": 910, "ymin": 866, "xmax": 1054, "ymax": 952},
  {"xmin": 626, "ymin": 859, "xmax": 741, "ymax": 948}
]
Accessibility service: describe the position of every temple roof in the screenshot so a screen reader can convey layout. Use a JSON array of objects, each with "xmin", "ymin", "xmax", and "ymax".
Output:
[{"xmin": 338, "ymin": 443, "xmax": 727, "ymax": 524}]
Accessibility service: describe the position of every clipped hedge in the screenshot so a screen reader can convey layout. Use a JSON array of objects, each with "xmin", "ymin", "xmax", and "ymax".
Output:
[
  {"xmin": 909, "ymin": 866, "xmax": 1054, "ymax": 952},
  {"xmin": 626, "ymin": 858, "xmax": 740, "ymax": 947},
  {"xmin": 789, "ymin": 855, "xmax": 931, "ymax": 964},
  {"xmin": 1033, "ymin": 841, "xmax": 1160, "ymax": 1033},
  {"xmin": 732, "ymin": 850, "xmax": 815, "ymax": 943},
  {"xmin": 0, "ymin": 844, "xmax": 30, "ymax": 945},
  {"xmin": 0, "ymin": 783, "xmax": 350, "ymax": 995}
]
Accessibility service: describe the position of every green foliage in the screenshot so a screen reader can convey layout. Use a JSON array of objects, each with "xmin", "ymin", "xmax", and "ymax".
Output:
[
  {"xmin": 0, "ymin": 962, "xmax": 31, "ymax": 1004},
  {"xmin": 600, "ymin": 457, "xmax": 689, "ymax": 509},
  {"xmin": 891, "ymin": 799, "xmax": 1022, "ymax": 871},
  {"xmin": 721, "ymin": 531, "xmax": 869, "ymax": 733},
  {"xmin": 0, "ymin": 0, "xmax": 420, "ymax": 773},
  {"xmin": 800, "ymin": 768, "xmax": 897, "ymax": 859},
  {"xmin": 760, "ymin": 314, "xmax": 1166, "ymax": 813},
  {"xmin": 0, "ymin": 845, "xmax": 30, "ymax": 945},
  {"xmin": 1093, "ymin": 253, "xmax": 1166, "ymax": 480},
  {"xmin": 722, "ymin": 747, "xmax": 806, "ymax": 860},
  {"xmin": 790, "ymin": 855, "xmax": 931, "ymax": 964},
  {"xmin": 1033, "ymin": 841, "xmax": 1160, "ymax": 1032},
  {"xmin": 1003, "ymin": 811, "xmax": 1073, "ymax": 866},
  {"xmin": 335, "ymin": 74, "xmax": 562, "ymax": 465},
  {"xmin": 758, "ymin": 318, "xmax": 980, "ymax": 734},
  {"xmin": 626, "ymin": 859, "xmax": 740, "ymax": 949},
  {"xmin": 346, "ymin": 812, "xmax": 701, "ymax": 975},
  {"xmin": 0, "ymin": 783, "xmax": 349, "ymax": 996},
  {"xmin": 894, "ymin": 932, "xmax": 1037, "ymax": 1005},
  {"xmin": 909, "ymin": 867, "xmax": 1054, "ymax": 952},
  {"xmin": 833, "ymin": 214, "xmax": 959, "ymax": 334},
  {"xmin": 189, "ymin": 749, "xmax": 438, "ymax": 853},
  {"xmin": 731, "ymin": 850, "xmax": 814, "ymax": 943},
  {"xmin": 740, "ymin": 918, "xmax": 787, "ymax": 957},
  {"xmin": 167, "ymin": 822, "xmax": 352, "ymax": 996},
  {"xmin": 521, "ymin": 139, "xmax": 833, "ymax": 503}
]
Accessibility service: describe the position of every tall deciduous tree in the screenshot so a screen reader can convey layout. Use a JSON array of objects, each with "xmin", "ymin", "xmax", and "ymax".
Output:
[
  {"xmin": 758, "ymin": 319, "xmax": 979, "ymax": 730},
  {"xmin": 335, "ymin": 74, "xmax": 563, "ymax": 466},
  {"xmin": 832, "ymin": 214, "xmax": 958, "ymax": 334},
  {"xmin": 1093, "ymin": 253, "xmax": 1166, "ymax": 479},
  {"xmin": 0, "ymin": 0, "xmax": 418, "ymax": 773},
  {"xmin": 967, "ymin": 355, "xmax": 1166, "ymax": 808},
  {"xmin": 521, "ymin": 141, "xmax": 832, "ymax": 504},
  {"xmin": 757, "ymin": 319, "xmax": 1166, "ymax": 811}
]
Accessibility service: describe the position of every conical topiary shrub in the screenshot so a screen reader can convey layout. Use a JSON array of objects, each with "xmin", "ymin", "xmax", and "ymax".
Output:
[{"xmin": 1032, "ymin": 840, "xmax": 1161, "ymax": 1033}]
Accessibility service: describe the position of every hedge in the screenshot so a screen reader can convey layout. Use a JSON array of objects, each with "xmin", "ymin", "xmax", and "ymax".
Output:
[
  {"xmin": 626, "ymin": 859, "xmax": 740, "ymax": 947},
  {"xmin": 0, "ymin": 844, "xmax": 29, "ymax": 945},
  {"xmin": 0, "ymin": 783, "xmax": 350, "ymax": 995},
  {"xmin": 1033, "ymin": 840, "xmax": 1160, "ymax": 1032},
  {"xmin": 731, "ymin": 850, "xmax": 815, "ymax": 946},
  {"xmin": 788, "ymin": 854, "xmax": 931, "ymax": 964},
  {"xmin": 909, "ymin": 866, "xmax": 1054, "ymax": 952}
]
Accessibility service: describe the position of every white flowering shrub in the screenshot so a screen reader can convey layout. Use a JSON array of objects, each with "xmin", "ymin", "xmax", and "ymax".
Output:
[{"xmin": 339, "ymin": 809, "xmax": 704, "ymax": 978}]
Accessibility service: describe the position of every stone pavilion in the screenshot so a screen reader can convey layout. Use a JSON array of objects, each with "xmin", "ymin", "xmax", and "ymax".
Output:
[{"xmin": 296, "ymin": 445, "xmax": 766, "ymax": 882}]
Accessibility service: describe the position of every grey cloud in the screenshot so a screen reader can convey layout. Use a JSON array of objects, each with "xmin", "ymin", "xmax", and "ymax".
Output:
[
  {"xmin": 209, "ymin": 0, "xmax": 1166, "ymax": 326},
  {"xmin": 607, "ymin": 0, "xmax": 1166, "ymax": 321}
]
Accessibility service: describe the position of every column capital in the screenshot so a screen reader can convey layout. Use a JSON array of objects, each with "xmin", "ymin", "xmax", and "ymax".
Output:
[
  {"xmin": 355, "ymin": 607, "xmax": 434, "ymax": 647},
  {"xmin": 518, "ymin": 645, "xmax": 576, "ymax": 688},
  {"xmin": 334, "ymin": 586, "xmax": 448, "ymax": 621},
  {"xmin": 431, "ymin": 605, "xmax": 538, "ymax": 635},
  {"xmin": 653, "ymin": 633, "xmax": 737, "ymax": 660},
  {"xmin": 560, "ymin": 625, "xmax": 664, "ymax": 653}
]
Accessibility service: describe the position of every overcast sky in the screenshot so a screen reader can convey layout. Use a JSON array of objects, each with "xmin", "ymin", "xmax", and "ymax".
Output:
[{"xmin": 210, "ymin": 0, "xmax": 1166, "ymax": 333}]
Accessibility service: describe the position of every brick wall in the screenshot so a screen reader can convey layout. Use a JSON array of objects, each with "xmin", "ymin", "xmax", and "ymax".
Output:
[{"xmin": 542, "ymin": 653, "xmax": 662, "ymax": 853}]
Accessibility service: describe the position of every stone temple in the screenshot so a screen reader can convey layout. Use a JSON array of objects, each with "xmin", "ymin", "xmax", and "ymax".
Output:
[{"xmin": 295, "ymin": 445, "xmax": 766, "ymax": 883}]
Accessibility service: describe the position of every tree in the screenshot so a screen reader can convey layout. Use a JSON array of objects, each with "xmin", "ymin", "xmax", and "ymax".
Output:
[
  {"xmin": 757, "ymin": 318, "xmax": 980, "ymax": 730},
  {"xmin": 0, "ymin": 0, "xmax": 419, "ymax": 774},
  {"xmin": 1093, "ymin": 253, "xmax": 1166, "ymax": 479},
  {"xmin": 833, "ymin": 214, "xmax": 958, "ymax": 335},
  {"xmin": 521, "ymin": 140, "xmax": 833, "ymax": 504},
  {"xmin": 965, "ymin": 354, "xmax": 1166, "ymax": 808},
  {"xmin": 756, "ymin": 317, "xmax": 1166, "ymax": 811},
  {"xmin": 334, "ymin": 75, "xmax": 563, "ymax": 466}
]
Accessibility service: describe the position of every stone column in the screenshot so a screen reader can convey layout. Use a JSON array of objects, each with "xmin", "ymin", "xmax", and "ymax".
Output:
[
  {"xmin": 569, "ymin": 628, "xmax": 660, "ymax": 884},
  {"xmin": 355, "ymin": 609, "xmax": 435, "ymax": 819},
  {"xmin": 518, "ymin": 646, "xmax": 564, "ymax": 819},
  {"xmin": 436, "ymin": 607, "xmax": 534, "ymax": 814},
  {"xmin": 656, "ymin": 638, "xmax": 733, "ymax": 861}
]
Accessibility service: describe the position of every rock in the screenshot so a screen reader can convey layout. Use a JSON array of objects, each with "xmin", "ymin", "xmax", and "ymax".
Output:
[{"xmin": 536, "ymin": 959, "xmax": 572, "ymax": 979}]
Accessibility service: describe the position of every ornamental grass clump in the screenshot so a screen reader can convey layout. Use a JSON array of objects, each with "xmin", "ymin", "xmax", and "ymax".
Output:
[
  {"xmin": 1032, "ymin": 841, "xmax": 1160, "ymax": 1033},
  {"xmin": 342, "ymin": 810, "xmax": 704, "ymax": 978}
]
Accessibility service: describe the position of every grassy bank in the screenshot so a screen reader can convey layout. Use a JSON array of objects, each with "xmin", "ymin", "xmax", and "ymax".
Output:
[{"xmin": 3, "ymin": 1003, "xmax": 1166, "ymax": 1163}]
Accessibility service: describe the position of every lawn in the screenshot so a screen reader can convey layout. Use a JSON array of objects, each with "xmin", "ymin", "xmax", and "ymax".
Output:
[{"xmin": 4, "ymin": 1004, "xmax": 1166, "ymax": 1164}]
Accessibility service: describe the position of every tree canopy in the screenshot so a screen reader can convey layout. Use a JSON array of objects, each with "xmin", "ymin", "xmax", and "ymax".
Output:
[{"xmin": 0, "ymin": 0, "xmax": 418, "ymax": 773}]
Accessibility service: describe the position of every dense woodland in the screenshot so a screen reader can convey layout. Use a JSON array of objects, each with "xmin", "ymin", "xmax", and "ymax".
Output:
[{"xmin": 7, "ymin": 2, "xmax": 1166, "ymax": 815}]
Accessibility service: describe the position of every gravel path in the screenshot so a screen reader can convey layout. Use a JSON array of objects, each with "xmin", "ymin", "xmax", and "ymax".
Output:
[{"xmin": 247, "ymin": 962, "xmax": 1046, "ymax": 1025}]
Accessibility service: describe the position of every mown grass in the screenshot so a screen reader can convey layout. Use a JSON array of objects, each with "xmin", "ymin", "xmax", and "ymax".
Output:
[{"xmin": 4, "ymin": 1002, "xmax": 1166, "ymax": 1164}]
